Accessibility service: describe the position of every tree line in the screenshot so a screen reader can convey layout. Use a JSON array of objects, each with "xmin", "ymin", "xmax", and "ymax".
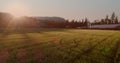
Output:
[
  {"xmin": 0, "ymin": 12, "xmax": 119, "ymax": 29},
  {"xmin": 92, "ymin": 12, "xmax": 119, "ymax": 25}
]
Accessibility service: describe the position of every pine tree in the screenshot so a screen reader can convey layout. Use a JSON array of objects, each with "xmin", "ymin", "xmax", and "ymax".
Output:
[
  {"xmin": 105, "ymin": 15, "xmax": 109, "ymax": 24},
  {"xmin": 65, "ymin": 20, "xmax": 70, "ymax": 28},
  {"xmin": 70, "ymin": 19, "xmax": 75, "ymax": 28},
  {"xmin": 84, "ymin": 18, "xmax": 90, "ymax": 27},
  {"xmin": 111, "ymin": 12, "xmax": 116, "ymax": 24},
  {"xmin": 115, "ymin": 16, "xmax": 119, "ymax": 24},
  {"xmin": 101, "ymin": 19, "xmax": 105, "ymax": 24},
  {"xmin": 111, "ymin": 12, "xmax": 116, "ymax": 20}
]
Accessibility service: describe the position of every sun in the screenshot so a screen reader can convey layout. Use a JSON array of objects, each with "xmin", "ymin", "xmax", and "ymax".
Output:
[
  {"xmin": 3, "ymin": 1, "xmax": 30, "ymax": 18},
  {"xmin": 8, "ymin": 5, "xmax": 25, "ymax": 17},
  {"xmin": 7, "ymin": 3, "xmax": 28, "ymax": 18}
]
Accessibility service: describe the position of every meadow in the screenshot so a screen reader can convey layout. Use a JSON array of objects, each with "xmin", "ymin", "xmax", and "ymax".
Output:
[{"xmin": 0, "ymin": 29, "xmax": 120, "ymax": 63}]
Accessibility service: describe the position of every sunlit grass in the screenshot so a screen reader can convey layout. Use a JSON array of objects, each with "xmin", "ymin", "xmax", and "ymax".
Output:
[{"xmin": 0, "ymin": 29, "xmax": 120, "ymax": 63}]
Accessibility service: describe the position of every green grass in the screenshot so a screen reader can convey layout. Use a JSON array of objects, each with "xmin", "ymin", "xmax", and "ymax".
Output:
[{"xmin": 0, "ymin": 29, "xmax": 120, "ymax": 63}]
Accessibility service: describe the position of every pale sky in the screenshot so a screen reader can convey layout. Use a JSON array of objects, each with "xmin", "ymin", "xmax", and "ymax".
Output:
[{"xmin": 0, "ymin": 0, "xmax": 120, "ymax": 21}]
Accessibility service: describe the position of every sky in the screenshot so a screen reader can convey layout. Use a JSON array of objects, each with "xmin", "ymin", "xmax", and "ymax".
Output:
[{"xmin": 0, "ymin": 0, "xmax": 120, "ymax": 21}]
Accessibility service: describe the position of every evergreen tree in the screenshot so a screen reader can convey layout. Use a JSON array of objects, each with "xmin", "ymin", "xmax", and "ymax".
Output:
[
  {"xmin": 78, "ymin": 20, "xmax": 82, "ymax": 27},
  {"xmin": 70, "ymin": 19, "xmax": 75, "ymax": 28},
  {"xmin": 84, "ymin": 18, "xmax": 89, "ymax": 27},
  {"xmin": 111, "ymin": 12, "xmax": 116, "ymax": 24},
  {"xmin": 105, "ymin": 15, "xmax": 109, "ymax": 24},
  {"xmin": 111, "ymin": 12, "xmax": 116, "ymax": 20},
  {"xmin": 101, "ymin": 19, "xmax": 105, "ymax": 24},
  {"xmin": 115, "ymin": 16, "xmax": 119, "ymax": 24}
]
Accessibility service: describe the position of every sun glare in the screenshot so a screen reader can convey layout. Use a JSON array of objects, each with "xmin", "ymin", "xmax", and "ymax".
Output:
[{"xmin": 4, "ymin": 1, "xmax": 30, "ymax": 18}]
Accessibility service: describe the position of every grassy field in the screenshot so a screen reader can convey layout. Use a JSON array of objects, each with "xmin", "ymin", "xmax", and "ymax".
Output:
[{"xmin": 0, "ymin": 29, "xmax": 120, "ymax": 63}]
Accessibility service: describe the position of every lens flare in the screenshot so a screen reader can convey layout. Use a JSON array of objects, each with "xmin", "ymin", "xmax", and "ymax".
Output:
[{"xmin": 4, "ymin": 0, "xmax": 30, "ymax": 18}]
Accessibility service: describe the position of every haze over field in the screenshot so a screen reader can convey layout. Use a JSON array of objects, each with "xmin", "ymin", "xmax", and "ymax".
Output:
[
  {"xmin": 0, "ymin": 0, "xmax": 120, "ymax": 63},
  {"xmin": 0, "ymin": 0, "xmax": 120, "ymax": 21}
]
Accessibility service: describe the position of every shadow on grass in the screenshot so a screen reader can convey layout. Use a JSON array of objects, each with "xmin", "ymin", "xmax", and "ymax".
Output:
[{"xmin": 0, "ymin": 28, "xmax": 69, "ymax": 34}]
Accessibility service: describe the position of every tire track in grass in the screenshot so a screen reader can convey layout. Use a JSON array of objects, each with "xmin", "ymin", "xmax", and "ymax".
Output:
[
  {"xmin": 31, "ymin": 48, "xmax": 43, "ymax": 63},
  {"xmin": 0, "ymin": 32, "xmax": 10, "ymax": 48},
  {"xmin": 66, "ymin": 33, "xmax": 117, "ymax": 63},
  {"xmin": 4, "ymin": 33, "xmax": 43, "ymax": 63},
  {"xmin": 81, "ymin": 33, "xmax": 116, "ymax": 54},
  {"xmin": 22, "ymin": 33, "xmax": 44, "ymax": 63},
  {"xmin": 6, "ymin": 33, "xmax": 35, "ymax": 63},
  {"xmin": 44, "ymin": 35, "xmax": 111, "ymax": 63},
  {"xmin": 6, "ymin": 33, "xmax": 44, "ymax": 63},
  {"xmin": 97, "ymin": 33, "xmax": 120, "ymax": 63},
  {"xmin": 0, "ymin": 48, "xmax": 9, "ymax": 63},
  {"xmin": 6, "ymin": 33, "xmax": 26, "ymax": 63},
  {"xmin": 24, "ymin": 37, "xmax": 34, "ymax": 63},
  {"xmin": 13, "ymin": 33, "xmax": 34, "ymax": 63},
  {"xmin": 17, "ymin": 49, "xmax": 27, "ymax": 63},
  {"xmin": 54, "ymin": 34, "xmax": 112, "ymax": 61},
  {"xmin": 7, "ymin": 49, "xmax": 18, "ymax": 63},
  {"xmin": 7, "ymin": 33, "xmax": 33, "ymax": 63},
  {"xmin": 108, "ymin": 39, "xmax": 120, "ymax": 63},
  {"xmin": 7, "ymin": 33, "xmax": 37, "ymax": 63},
  {"xmin": 0, "ymin": 32, "xmax": 10, "ymax": 63}
]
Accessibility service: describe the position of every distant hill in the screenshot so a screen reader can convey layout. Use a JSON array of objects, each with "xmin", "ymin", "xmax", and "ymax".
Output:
[
  {"xmin": 33, "ymin": 17, "xmax": 66, "ymax": 22},
  {"xmin": 0, "ymin": 12, "xmax": 13, "ymax": 19},
  {"xmin": 0, "ymin": 12, "xmax": 12, "ymax": 16},
  {"xmin": 0, "ymin": 12, "xmax": 13, "ymax": 28}
]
